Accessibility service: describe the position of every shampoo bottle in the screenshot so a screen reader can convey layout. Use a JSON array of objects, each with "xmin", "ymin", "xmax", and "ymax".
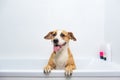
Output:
[{"xmin": 105, "ymin": 43, "xmax": 112, "ymax": 62}]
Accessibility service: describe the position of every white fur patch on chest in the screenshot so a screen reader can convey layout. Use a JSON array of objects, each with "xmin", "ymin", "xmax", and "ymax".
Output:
[{"xmin": 54, "ymin": 48, "xmax": 68, "ymax": 69}]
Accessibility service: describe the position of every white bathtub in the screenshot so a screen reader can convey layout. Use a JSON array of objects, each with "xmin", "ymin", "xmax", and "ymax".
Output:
[{"xmin": 0, "ymin": 59, "xmax": 120, "ymax": 80}]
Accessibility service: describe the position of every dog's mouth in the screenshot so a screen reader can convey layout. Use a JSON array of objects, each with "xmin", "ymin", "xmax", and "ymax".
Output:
[{"xmin": 53, "ymin": 42, "xmax": 66, "ymax": 52}]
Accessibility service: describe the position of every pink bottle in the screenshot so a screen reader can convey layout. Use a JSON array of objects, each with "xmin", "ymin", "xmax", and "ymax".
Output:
[{"xmin": 100, "ymin": 51, "xmax": 104, "ymax": 59}]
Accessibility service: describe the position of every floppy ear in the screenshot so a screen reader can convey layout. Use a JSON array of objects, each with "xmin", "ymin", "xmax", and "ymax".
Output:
[
  {"xmin": 68, "ymin": 32, "xmax": 77, "ymax": 41},
  {"xmin": 44, "ymin": 31, "xmax": 53, "ymax": 39}
]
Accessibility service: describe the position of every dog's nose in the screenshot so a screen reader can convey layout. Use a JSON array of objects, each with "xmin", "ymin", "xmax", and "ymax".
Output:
[{"xmin": 53, "ymin": 39, "xmax": 59, "ymax": 43}]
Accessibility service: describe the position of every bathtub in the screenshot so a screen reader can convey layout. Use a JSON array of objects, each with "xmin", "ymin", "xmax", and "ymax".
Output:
[{"xmin": 0, "ymin": 59, "xmax": 120, "ymax": 80}]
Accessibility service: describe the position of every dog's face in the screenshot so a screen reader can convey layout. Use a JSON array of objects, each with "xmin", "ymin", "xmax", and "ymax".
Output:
[{"xmin": 44, "ymin": 30, "xmax": 76, "ymax": 52}]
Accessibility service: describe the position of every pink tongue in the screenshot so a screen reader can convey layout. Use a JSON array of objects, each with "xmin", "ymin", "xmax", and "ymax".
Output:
[{"xmin": 54, "ymin": 46, "xmax": 61, "ymax": 52}]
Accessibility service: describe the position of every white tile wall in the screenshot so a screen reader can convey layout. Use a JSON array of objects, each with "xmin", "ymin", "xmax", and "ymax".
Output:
[
  {"xmin": 104, "ymin": 0, "xmax": 120, "ymax": 64},
  {"xmin": 0, "ymin": 0, "xmax": 105, "ymax": 59}
]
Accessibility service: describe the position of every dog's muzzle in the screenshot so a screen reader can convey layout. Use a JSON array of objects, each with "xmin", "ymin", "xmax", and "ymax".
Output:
[{"xmin": 53, "ymin": 42, "xmax": 66, "ymax": 53}]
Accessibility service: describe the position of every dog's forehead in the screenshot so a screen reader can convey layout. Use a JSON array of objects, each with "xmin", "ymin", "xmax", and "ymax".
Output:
[
  {"xmin": 56, "ymin": 30, "xmax": 68, "ymax": 35},
  {"xmin": 57, "ymin": 30, "xmax": 62, "ymax": 35}
]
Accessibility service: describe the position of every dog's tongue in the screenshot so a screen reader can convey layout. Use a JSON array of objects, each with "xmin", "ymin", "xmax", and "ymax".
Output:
[{"xmin": 54, "ymin": 46, "xmax": 61, "ymax": 52}]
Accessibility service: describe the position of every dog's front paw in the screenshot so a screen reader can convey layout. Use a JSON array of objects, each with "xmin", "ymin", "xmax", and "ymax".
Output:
[
  {"xmin": 44, "ymin": 65, "xmax": 52, "ymax": 74},
  {"xmin": 65, "ymin": 66, "xmax": 73, "ymax": 77}
]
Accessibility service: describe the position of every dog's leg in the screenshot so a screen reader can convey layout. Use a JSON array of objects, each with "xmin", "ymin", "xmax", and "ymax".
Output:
[
  {"xmin": 44, "ymin": 65, "xmax": 53, "ymax": 74},
  {"xmin": 44, "ymin": 52, "xmax": 56, "ymax": 74},
  {"xmin": 65, "ymin": 48, "xmax": 76, "ymax": 77},
  {"xmin": 65, "ymin": 64, "xmax": 75, "ymax": 77}
]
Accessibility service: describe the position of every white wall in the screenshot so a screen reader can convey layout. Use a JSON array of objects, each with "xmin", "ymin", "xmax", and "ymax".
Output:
[
  {"xmin": 104, "ymin": 0, "xmax": 120, "ymax": 63},
  {"xmin": 0, "ymin": 0, "xmax": 105, "ymax": 59}
]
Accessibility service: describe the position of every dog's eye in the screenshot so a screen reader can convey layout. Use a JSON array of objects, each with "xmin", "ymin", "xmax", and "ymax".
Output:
[
  {"xmin": 52, "ymin": 33, "xmax": 56, "ymax": 37},
  {"xmin": 60, "ymin": 33, "xmax": 65, "ymax": 37}
]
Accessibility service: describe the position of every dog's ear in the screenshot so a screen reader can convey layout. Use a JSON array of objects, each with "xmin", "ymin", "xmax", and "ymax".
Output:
[
  {"xmin": 44, "ymin": 31, "xmax": 54, "ymax": 39},
  {"xmin": 68, "ymin": 32, "xmax": 77, "ymax": 41}
]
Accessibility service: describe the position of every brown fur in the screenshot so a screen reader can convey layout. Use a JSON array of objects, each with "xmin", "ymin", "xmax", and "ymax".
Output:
[
  {"xmin": 44, "ymin": 30, "xmax": 76, "ymax": 76},
  {"xmin": 44, "ymin": 48, "xmax": 76, "ymax": 70}
]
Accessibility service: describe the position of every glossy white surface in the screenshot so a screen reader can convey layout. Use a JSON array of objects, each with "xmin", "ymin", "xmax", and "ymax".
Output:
[
  {"xmin": 0, "ymin": 0, "xmax": 105, "ymax": 59},
  {"xmin": 0, "ymin": 59, "xmax": 120, "ymax": 77}
]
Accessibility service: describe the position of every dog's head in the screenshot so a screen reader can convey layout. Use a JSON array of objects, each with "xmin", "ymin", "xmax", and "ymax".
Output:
[{"xmin": 44, "ymin": 30, "xmax": 76, "ymax": 52}]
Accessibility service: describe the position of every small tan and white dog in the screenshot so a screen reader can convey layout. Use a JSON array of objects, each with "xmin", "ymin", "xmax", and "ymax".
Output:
[{"xmin": 43, "ymin": 30, "xmax": 76, "ymax": 76}]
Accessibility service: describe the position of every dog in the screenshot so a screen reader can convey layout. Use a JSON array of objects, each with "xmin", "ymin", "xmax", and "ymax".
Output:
[{"xmin": 43, "ymin": 30, "xmax": 76, "ymax": 76}]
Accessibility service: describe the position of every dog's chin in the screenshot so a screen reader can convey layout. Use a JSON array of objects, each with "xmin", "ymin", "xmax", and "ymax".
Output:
[{"xmin": 53, "ymin": 42, "xmax": 66, "ymax": 52}]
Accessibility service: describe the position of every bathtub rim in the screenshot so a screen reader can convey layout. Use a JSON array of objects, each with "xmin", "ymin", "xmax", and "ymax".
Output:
[
  {"xmin": 0, "ymin": 58, "xmax": 120, "ymax": 77},
  {"xmin": 0, "ymin": 69, "xmax": 120, "ymax": 77}
]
